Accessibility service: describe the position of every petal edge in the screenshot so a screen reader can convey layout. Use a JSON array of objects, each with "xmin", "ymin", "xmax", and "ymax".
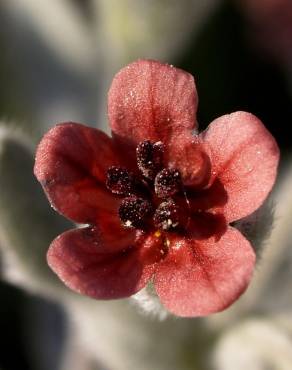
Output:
[
  {"xmin": 47, "ymin": 227, "xmax": 159, "ymax": 299},
  {"xmin": 201, "ymin": 112, "xmax": 279, "ymax": 222},
  {"xmin": 34, "ymin": 122, "xmax": 120, "ymax": 224},
  {"xmin": 154, "ymin": 227, "xmax": 256, "ymax": 317},
  {"xmin": 108, "ymin": 60, "xmax": 198, "ymax": 147}
]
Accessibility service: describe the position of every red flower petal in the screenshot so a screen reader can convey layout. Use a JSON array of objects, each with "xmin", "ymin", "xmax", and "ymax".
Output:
[
  {"xmin": 154, "ymin": 227, "xmax": 255, "ymax": 317},
  {"xmin": 201, "ymin": 112, "xmax": 279, "ymax": 222},
  {"xmin": 34, "ymin": 122, "xmax": 120, "ymax": 224},
  {"xmin": 108, "ymin": 60, "xmax": 198, "ymax": 148},
  {"xmin": 48, "ymin": 227, "xmax": 161, "ymax": 299}
]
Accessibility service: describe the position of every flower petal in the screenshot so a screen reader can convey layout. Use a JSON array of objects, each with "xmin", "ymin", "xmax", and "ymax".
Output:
[
  {"xmin": 154, "ymin": 227, "xmax": 255, "ymax": 317},
  {"xmin": 108, "ymin": 60, "xmax": 198, "ymax": 147},
  {"xmin": 201, "ymin": 112, "xmax": 279, "ymax": 222},
  {"xmin": 47, "ymin": 228, "xmax": 161, "ymax": 299},
  {"xmin": 34, "ymin": 122, "xmax": 120, "ymax": 224}
]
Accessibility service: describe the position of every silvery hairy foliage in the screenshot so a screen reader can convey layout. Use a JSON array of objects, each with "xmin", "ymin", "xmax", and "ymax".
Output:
[{"xmin": 0, "ymin": 0, "xmax": 221, "ymax": 131}]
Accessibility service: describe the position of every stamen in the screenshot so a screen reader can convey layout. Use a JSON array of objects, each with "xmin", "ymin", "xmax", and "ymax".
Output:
[
  {"xmin": 136, "ymin": 140, "xmax": 164, "ymax": 180},
  {"xmin": 106, "ymin": 166, "xmax": 134, "ymax": 195},
  {"xmin": 119, "ymin": 196, "xmax": 152, "ymax": 228},
  {"xmin": 154, "ymin": 168, "xmax": 181, "ymax": 198},
  {"xmin": 153, "ymin": 199, "xmax": 180, "ymax": 231}
]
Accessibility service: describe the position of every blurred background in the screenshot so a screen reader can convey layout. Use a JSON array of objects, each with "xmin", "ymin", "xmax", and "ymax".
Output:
[{"xmin": 0, "ymin": 1, "xmax": 292, "ymax": 369}]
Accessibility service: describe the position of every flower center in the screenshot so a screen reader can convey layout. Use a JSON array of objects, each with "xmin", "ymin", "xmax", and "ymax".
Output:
[
  {"xmin": 155, "ymin": 168, "xmax": 181, "ymax": 198},
  {"xmin": 106, "ymin": 140, "xmax": 188, "ymax": 231},
  {"xmin": 119, "ymin": 196, "xmax": 152, "ymax": 228}
]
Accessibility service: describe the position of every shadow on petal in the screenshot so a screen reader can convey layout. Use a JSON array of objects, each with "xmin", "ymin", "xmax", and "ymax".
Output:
[
  {"xmin": 187, "ymin": 212, "xmax": 227, "ymax": 241},
  {"xmin": 188, "ymin": 179, "xmax": 228, "ymax": 212},
  {"xmin": 47, "ymin": 227, "xmax": 161, "ymax": 300}
]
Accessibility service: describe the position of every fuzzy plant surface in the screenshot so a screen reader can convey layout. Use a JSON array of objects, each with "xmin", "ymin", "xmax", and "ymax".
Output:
[
  {"xmin": 0, "ymin": 124, "xmax": 72, "ymax": 295},
  {"xmin": 213, "ymin": 316, "xmax": 292, "ymax": 370}
]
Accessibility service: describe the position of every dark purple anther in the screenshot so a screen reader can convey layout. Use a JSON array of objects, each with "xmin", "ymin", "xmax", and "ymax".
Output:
[
  {"xmin": 154, "ymin": 168, "xmax": 181, "ymax": 198},
  {"xmin": 153, "ymin": 199, "xmax": 180, "ymax": 231},
  {"xmin": 106, "ymin": 166, "xmax": 134, "ymax": 195},
  {"xmin": 119, "ymin": 196, "xmax": 152, "ymax": 228},
  {"xmin": 136, "ymin": 140, "xmax": 164, "ymax": 180}
]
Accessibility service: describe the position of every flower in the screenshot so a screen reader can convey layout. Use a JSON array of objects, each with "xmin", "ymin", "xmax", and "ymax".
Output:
[{"xmin": 34, "ymin": 60, "xmax": 279, "ymax": 317}]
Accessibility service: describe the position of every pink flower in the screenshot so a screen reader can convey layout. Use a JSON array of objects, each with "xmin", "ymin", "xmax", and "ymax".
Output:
[{"xmin": 34, "ymin": 60, "xmax": 279, "ymax": 317}]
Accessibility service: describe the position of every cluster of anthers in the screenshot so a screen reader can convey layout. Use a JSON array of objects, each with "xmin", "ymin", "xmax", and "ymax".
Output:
[{"xmin": 106, "ymin": 140, "xmax": 188, "ymax": 233}]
